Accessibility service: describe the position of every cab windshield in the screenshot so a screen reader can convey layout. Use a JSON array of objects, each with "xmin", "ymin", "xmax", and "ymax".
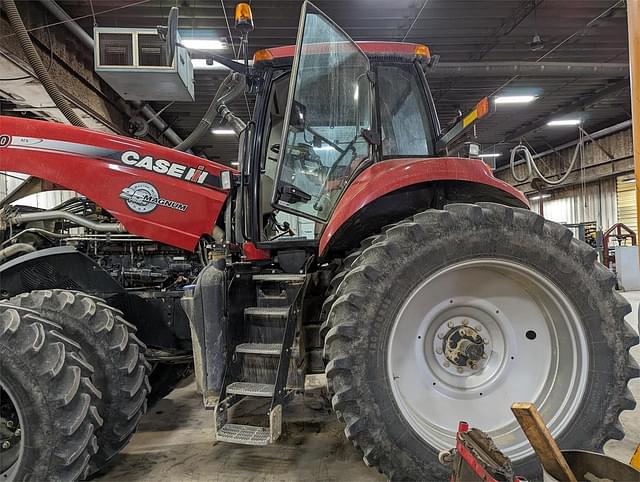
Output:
[
  {"xmin": 273, "ymin": 7, "xmax": 371, "ymax": 222},
  {"xmin": 273, "ymin": 5, "xmax": 436, "ymax": 223}
]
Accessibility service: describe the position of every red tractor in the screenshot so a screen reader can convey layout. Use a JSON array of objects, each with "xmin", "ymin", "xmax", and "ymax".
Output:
[{"xmin": 0, "ymin": 2, "xmax": 636, "ymax": 480}]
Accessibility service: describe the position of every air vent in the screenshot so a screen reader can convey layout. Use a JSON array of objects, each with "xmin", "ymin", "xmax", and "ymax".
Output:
[{"xmin": 99, "ymin": 33, "xmax": 133, "ymax": 66}]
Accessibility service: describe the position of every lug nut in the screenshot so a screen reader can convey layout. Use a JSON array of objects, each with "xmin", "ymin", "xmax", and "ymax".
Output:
[
  {"xmin": 5, "ymin": 421, "xmax": 13, "ymax": 429},
  {"xmin": 438, "ymin": 332, "xmax": 445, "ymax": 339},
  {"xmin": 443, "ymin": 361, "xmax": 450, "ymax": 368},
  {"xmin": 14, "ymin": 429, "xmax": 20, "ymax": 437},
  {"xmin": 462, "ymin": 319, "xmax": 468, "ymax": 326},
  {"xmin": 435, "ymin": 347, "xmax": 442, "ymax": 354},
  {"xmin": 456, "ymin": 367, "xmax": 463, "ymax": 373},
  {"xmin": 447, "ymin": 320, "xmax": 454, "ymax": 328},
  {"xmin": 2, "ymin": 441, "xmax": 10, "ymax": 449},
  {"xmin": 476, "ymin": 326, "xmax": 482, "ymax": 332}
]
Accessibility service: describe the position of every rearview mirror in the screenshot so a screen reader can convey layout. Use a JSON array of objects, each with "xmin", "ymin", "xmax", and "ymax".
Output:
[{"xmin": 290, "ymin": 101, "xmax": 307, "ymax": 132}]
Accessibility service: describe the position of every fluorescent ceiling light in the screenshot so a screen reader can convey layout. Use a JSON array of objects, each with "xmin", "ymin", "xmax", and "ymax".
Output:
[
  {"xmin": 478, "ymin": 153, "xmax": 501, "ymax": 158},
  {"xmin": 316, "ymin": 145, "xmax": 336, "ymax": 151},
  {"xmin": 211, "ymin": 128, "xmax": 235, "ymax": 135},
  {"xmin": 547, "ymin": 119, "xmax": 581, "ymax": 126},
  {"xmin": 622, "ymin": 177, "xmax": 636, "ymax": 184},
  {"xmin": 494, "ymin": 95, "xmax": 536, "ymax": 104},
  {"xmin": 182, "ymin": 39, "xmax": 226, "ymax": 50},
  {"xmin": 230, "ymin": 161, "xmax": 239, "ymax": 166},
  {"xmin": 192, "ymin": 58, "xmax": 253, "ymax": 70},
  {"xmin": 530, "ymin": 193, "xmax": 551, "ymax": 201}
]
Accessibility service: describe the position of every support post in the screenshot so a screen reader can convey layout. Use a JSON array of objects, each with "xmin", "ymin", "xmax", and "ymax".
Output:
[{"xmin": 628, "ymin": 0, "xmax": 640, "ymax": 246}]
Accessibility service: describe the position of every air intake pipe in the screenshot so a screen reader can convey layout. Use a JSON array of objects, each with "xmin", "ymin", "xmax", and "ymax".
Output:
[
  {"xmin": 10, "ymin": 211, "xmax": 125, "ymax": 233},
  {"xmin": 175, "ymin": 73, "xmax": 246, "ymax": 151}
]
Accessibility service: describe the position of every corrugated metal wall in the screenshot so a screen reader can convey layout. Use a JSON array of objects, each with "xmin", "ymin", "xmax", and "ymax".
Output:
[
  {"xmin": 1, "ymin": 172, "xmax": 76, "ymax": 208},
  {"xmin": 530, "ymin": 178, "xmax": 618, "ymax": 230},
  {"xmin": 616, "ymin": 175, "xmax": 637, "ymax": 234}
]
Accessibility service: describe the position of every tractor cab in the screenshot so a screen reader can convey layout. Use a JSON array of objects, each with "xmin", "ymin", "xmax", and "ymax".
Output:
[{"xmin": 239, "ymin": 4, "xmax": 440, "ymax": 249}]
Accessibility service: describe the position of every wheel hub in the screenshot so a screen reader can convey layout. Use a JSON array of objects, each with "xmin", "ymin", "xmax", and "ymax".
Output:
[
  {"xmin": 443, "ymin": 321, "xmax": 485, "ymax": 367},
  {"xmin": 433, "ymin": 316, "xmax": 493, "ymax": 376}
]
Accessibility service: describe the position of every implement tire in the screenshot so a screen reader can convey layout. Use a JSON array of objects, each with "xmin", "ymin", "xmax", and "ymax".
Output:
[
  {"xmin": 324, "ymin": 203, "xmax": 638, "ymax": 480},
  {"xmin": 9, "ymin": 290, "xmax": 150, "ymax": 476},
  {"xmin": 0, "ymin": 304, "xmax": 102, "ymax": 481}
]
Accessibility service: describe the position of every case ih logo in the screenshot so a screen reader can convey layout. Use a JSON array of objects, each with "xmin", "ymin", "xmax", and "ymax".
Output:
[
  {"xmin": 120, "ymin": 182, "xmax": 188, "ymax": 214},
  {"xmin": 0, "ymin": 135, "xmax": 10, "ymax": 148},
  {"xmin": 121, "ymin": 151, "xmax": 209, "ymax": 185}
]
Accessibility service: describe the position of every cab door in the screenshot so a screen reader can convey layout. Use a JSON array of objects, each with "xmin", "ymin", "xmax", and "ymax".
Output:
[{"xmin": 272, "ymin": 1, "xmax": 372, "ymax": 224}]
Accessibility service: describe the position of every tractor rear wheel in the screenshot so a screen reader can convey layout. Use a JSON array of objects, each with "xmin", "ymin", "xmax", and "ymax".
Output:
[
  {"xmin": 324, "ymin": 203, "xmax": 638, "ymax": 480},
  {"xmin": 0, "ymin": 304, "xmax": 102, "ymax": 481},
  {"xmin": 8, "ymin": 290, "xmax": 150, "ymax": 476}
]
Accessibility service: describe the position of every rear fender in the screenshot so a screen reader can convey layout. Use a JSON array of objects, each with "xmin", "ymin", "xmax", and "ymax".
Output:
[
  {"xmin": 0, "ymin": 116, "xmax": 233, "ymax": 251},
  {"xmin": 319, "ymin": 157, "xmax": 528, "ymax": 256}
]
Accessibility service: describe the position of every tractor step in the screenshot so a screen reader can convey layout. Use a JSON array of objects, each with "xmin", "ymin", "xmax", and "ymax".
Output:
[
  {"xmin": 253, "ymin": 273, "xmax": 306, "ymax": 283},
  {"xmin": 235, "ymin": 343, "xmax": 282, "ymax": 355},
  {"xmin": 216, "ymin": 423, "xmax": 271, "ymax": 446},
  {"xmin": 244, "ymin": 307, "xmax": 289, "ymax": 318},
  {"xmin": 227, "ymin": 382, "xmax": 274, "ymax": 397}
]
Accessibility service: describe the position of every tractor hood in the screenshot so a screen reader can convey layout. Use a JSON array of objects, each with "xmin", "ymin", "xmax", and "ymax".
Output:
[{"xmin": 0, "ymin": 116, "xmax": 232, "ymax": 251}]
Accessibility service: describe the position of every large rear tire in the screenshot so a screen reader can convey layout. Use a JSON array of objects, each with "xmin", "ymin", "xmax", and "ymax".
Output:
[
  {"xmin": 8, "ymin": 290, "xmax": 150, "ymax": 476},
  {"xmin": 0, "ymin": 304, "xmax": 102, "ymax": 481},
  {"xmin": 324, "ymin": 203, "xmax": 638, "ymax": 480}
]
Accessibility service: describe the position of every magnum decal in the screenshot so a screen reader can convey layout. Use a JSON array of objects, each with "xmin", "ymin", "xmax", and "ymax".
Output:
[{"xmin": 120, "ymin": 182, "xmax": 188, "ymax": 214}]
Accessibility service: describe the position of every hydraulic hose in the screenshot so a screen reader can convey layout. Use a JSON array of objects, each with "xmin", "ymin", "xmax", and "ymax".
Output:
[
  {"xmin": 175, "ymin": 72, "xmax": 246, "ymax": 151},
  {"xmin": 0, "ymin": 243, "xmax": 36, "ymax": 263},
  {"xmin": 3, "ymin": 0, "xmax": 87, "ymax": 127},
  {"xmin": 510, "ymin": 131, "xmax": 582, "ymax": 185}
]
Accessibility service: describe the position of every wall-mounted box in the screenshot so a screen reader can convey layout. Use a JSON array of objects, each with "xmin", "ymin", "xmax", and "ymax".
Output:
[{"xmin": 94, "ymin": 28, "xmax": 194, "ymax": 102}]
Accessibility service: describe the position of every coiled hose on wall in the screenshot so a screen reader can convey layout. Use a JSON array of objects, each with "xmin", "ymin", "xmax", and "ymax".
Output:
[
  {"xmin": 510, "ymin": 128, "xmax": 584, "ymax": 185},
  {"xmin": 3, "ymin": 0, "xmax": 87, "ymax": 128},
  {"xmin": 175, "ymin": 72, "xmax": 246, "ymax": 151}
]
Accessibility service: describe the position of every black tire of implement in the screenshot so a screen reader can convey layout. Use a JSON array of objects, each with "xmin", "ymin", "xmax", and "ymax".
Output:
[
  {"xmin": 8, "ymin": 290, "xmax": 151, "ymax": 477},
  {"xmin": 323, "ymin": 202, "xmax": 639, "ymax": 481},
  {"xmin": 0, "ymin": 304, "xmax": 102, "ymax": 481},
  {"xmin": 147, "ymin": 363, "xmax": 193, "ymax": 407}
]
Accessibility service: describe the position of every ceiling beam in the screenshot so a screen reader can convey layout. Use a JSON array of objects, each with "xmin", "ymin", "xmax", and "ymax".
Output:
[{"xmin": 427, "ymin": 61, "xmax": 629, "ymax": 77}]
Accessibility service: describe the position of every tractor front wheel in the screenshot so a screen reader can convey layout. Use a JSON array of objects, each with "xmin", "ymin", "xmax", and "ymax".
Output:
[
  {"xmin": 324, "ymin": 203, "xmax": 638, "ymax": 480},
  {"xmin": 8, "ymin": 290, "xmax": 150, "ymax": 477}
]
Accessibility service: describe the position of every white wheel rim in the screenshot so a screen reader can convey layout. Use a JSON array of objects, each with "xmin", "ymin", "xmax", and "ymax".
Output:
[{"xmin": 387, "ymin": 258, "xmax": 588, "ymax": 461}]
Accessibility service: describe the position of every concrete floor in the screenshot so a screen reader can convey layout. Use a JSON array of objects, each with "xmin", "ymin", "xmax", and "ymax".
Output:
[{"xmin": 95, "ymin": 292, "xmax": 640, "ymax": 481}]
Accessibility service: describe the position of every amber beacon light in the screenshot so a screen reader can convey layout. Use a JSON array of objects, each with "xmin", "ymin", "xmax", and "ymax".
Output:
[{"xmin": 235, "ymin": 3, "xmax": 254, "ymax": 33}]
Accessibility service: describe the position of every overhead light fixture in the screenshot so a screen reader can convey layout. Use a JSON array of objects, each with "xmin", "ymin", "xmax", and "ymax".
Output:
[
  {"xmin": 181, "ymin": 38, "xmax": 227, "ymax": 50},
  {"xmin": 478, "ymin": 153, "xmax": 501, "ymax": 158},
  {"xmin": 547, "ymin": 119, "xmax": 581, "ymax": 126},
  {"xmin": 529, "ymin": 33, "xmax": 545, "ymax": 51},
  {"xmin": 529, "ymin": 193, "xmax": 551, "ymax": 201},
  {"xmin": 316, "ymin": 145, "xmax": 336, "ymax": 151},
  {"xmin": 494, "ymin": 95, "xmax": 537, "ymax": 104},
  {"xmin": 622, "ymin": 177, "xmax": 636, "ymax": 184},
  {"xmin": 230, "ymin": 161, "xmax": 239, "ymax": 166},
  {"xmin": 211, "ymin": 128, "xmax": 236, "ymax": 135}
]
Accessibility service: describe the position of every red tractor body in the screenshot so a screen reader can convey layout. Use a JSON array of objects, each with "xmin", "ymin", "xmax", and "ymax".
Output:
[{"xmin": 0, "ymin": 116, "xmax": 230, "ymax": 251}]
